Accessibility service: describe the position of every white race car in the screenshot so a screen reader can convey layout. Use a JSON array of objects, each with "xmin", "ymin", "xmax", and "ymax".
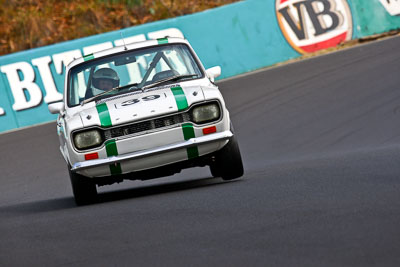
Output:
[{"xmin": 49, "ymin": 37, "xmax": 243, "ymax": 205}]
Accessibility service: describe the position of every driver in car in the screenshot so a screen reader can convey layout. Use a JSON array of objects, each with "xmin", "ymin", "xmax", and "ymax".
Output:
[{"xmin": 91, "ymin": 68, "xmax": 120, "ymax": 96}]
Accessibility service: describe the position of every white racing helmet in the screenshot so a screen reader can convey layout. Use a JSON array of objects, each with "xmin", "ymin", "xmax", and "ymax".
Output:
[{"xmin": 92, "ymin": 68, "xmax": 120, "ymax": 89}]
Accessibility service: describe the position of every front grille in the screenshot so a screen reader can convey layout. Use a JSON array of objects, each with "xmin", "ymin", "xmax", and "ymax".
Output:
[{"xmin": 104, "ymin": 112, "xmax": 191, "ymax": 139}]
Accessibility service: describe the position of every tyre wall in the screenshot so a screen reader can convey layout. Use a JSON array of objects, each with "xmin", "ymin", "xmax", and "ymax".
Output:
[{"xmin": 0, "ymin": 0, "xmax": 399, "ymax": 133}]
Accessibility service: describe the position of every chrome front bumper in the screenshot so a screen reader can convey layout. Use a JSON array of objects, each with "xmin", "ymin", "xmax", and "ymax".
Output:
[{"xmin": 71, "ymin": 130, "xmax": 233, "ymax": 172}]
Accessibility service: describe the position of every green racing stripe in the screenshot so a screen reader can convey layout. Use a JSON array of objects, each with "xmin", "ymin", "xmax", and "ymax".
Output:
[
  {"xmin": 170, "ymin": 86, "xmax": 188, "ymax": 111},
  {"xmin": 157, "ymin": 38, "xmax": 168, "ymax": 44},
  {"xmin": 97, "ymin": 103, "xmax": 120, "ymax": 174},
  {"xmin": 83, "ymin": 54, "xmax": 94, "ymax": 61},
  {"xmin": 105, "ymin": 139, "xmax": 122, "ymax": 175},
  {"xmin": 171, "ymin": 87, "xmax": 197, "ymax": 158},
  {"xmin": 96, "ymin": 103, "xmax": 112, "ymax": 128},
  {"xmin": 182, "ymin": 123, "xmax": 199, "ymax": 159}
]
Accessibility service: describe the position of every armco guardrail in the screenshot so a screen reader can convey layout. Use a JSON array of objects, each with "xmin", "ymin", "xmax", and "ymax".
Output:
[{"xmin": 1, "ymin": 0, "xmax": 400, "ymax": 133}]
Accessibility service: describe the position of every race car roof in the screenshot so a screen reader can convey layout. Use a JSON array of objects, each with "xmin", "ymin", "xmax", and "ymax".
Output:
[{"xmin": 66, "ymin": 37, "xmax": 190, "ymax": 70}]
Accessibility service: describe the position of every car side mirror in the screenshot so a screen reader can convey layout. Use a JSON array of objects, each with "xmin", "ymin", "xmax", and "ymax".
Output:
[
  {"xmin": 206, "ymin": 66, "xmax": 221, "ymax": 82},
  {"xmin": 48, "ymin": 102, "xmax": 65, "ymax": 115}
]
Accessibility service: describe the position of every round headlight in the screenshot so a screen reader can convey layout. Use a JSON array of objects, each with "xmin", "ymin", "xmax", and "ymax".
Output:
[
  {"xmin": 73, "ymin": 129, "xmax": 103, "ymax": 150},
  {"xmin": 191, "ymin": 103, "xmax": 220, "ymax": 124}
]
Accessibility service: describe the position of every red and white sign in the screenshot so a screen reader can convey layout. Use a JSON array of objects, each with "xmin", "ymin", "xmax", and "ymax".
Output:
[{"xmin": 276, "ymin": 0, "xmax": 353, "ymax": 54}]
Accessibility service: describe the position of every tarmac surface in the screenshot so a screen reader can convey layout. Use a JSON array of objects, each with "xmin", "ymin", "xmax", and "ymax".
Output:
[{"xmin": 1, "ymin": 36, "xmax": 400, "ymax": 266}]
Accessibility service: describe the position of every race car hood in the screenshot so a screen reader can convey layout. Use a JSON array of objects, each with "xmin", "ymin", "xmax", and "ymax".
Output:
[{"xmin": 77, "ymin": 85, "xmax": 206, "ymax": 128}]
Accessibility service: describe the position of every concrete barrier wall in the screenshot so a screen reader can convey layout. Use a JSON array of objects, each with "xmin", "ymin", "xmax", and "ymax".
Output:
[{"xmin": 1, "ymin": 0, "xmax": 399, "ymax": 133}]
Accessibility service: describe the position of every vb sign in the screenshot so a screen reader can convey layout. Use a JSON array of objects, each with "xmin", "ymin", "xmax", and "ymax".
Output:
[{"xmin": 276, "ymin": 0, "xmax": 353, "ymax": 54}]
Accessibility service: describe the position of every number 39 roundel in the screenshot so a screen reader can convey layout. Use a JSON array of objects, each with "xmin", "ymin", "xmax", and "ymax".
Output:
[{"xmin": 276, "ymin": 0, "xmax": 353, "ymax": 54}]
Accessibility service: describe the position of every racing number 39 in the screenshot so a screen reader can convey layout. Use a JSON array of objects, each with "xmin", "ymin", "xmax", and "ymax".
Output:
[{"xmin": 119, "ymin": 95, "xmax": 161, "ymax": 107}]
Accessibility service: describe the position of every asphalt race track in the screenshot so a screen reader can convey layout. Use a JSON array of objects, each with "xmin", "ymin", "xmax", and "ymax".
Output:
[{"xmin": 1, "ymin": 36, "xmax": 400, "ymax": 266}]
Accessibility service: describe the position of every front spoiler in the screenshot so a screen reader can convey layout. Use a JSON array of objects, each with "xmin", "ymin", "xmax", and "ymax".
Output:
[{"xmin": 71, "ymin": 130, "xmax": 233, "ymax": 172}]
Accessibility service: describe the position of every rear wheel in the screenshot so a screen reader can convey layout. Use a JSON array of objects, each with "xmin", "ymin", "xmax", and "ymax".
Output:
[
  {"xmin": 210, "ymin": 133, "xmax": 244, "ymax": 180},
  {"xmin": 68, "ymin": 168, "xmax": 97, "ymax": 206}
]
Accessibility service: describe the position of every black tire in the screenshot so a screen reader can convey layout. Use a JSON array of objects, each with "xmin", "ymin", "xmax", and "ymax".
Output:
[
  {"xmin": 68, "ymin": 168, "xmax": 97, "ymax": 206},
  {"xmin": 210, "ymin": 133, "xmax": 244, "ymax": 180}
]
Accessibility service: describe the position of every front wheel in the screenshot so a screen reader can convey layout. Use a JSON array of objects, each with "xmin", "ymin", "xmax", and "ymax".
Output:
[
  {"xmin": 68, "ymin": 168, "xmax": 97, "ymax": 206},
  {"xmin": 209, "ymin": 134, "xmax": 244, "ymax": 180}
]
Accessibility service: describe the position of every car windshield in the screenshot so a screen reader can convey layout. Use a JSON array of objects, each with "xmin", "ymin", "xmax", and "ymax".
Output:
[{"xmin": 67, "ymin": 43, "xmax": 203, "ymax": 107}]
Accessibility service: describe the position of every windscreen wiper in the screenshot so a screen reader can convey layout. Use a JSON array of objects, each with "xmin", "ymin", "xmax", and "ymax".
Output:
[
  {"xmin": 81, "ymin": 83, "xmax": 139, "ymax": 106},
  {"xmin": 140, "ymin": 74, "xmax": 199, "ymax": 92}
]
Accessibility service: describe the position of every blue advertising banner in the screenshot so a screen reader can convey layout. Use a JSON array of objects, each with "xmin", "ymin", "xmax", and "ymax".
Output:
[{"xmin": 0, "ymin": 0, "xmax": 399, "ymax": 133}]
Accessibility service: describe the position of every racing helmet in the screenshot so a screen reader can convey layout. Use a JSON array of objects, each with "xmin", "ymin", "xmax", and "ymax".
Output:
[{"xmin": 92, "ymin": 68, "xmax": 120, "ymax": 89}]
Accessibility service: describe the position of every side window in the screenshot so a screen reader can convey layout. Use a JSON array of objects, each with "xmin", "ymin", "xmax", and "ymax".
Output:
[{"xmin": 69, "ymin": 68, "xmax": 90, "ymax": 106}]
